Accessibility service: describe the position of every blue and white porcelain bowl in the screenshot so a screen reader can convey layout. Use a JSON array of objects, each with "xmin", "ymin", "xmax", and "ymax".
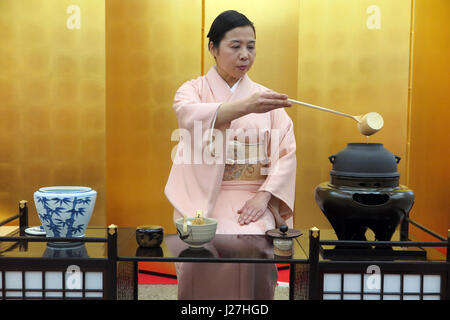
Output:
[{"xmin": 33, "ymin": 186, "xmax": 97, "ymax": 238}]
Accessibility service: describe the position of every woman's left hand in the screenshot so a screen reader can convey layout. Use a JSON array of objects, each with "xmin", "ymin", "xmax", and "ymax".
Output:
[{"xmin": 237, "ymin": 191, "xmax": 271, "ymax": 225}]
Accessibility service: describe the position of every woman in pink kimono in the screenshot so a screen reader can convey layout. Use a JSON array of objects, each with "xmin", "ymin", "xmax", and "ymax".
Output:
[{"xmin": 165, "ymin": 10, "xmax": 296, "ymax": 299}]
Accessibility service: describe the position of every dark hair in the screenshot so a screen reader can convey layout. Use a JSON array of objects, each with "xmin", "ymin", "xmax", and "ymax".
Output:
[{"xmin": 207, "ymin": 10, "xmax": 255, "ymax": 48}]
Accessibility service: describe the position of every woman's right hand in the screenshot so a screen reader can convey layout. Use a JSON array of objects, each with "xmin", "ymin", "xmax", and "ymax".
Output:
[{"xmin": 243, "ymin": 90, "xmax": 292, "ymax": 114}]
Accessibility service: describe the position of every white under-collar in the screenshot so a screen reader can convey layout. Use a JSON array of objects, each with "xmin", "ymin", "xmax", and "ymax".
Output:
[
  {"xmin": 214, "ymin": 66, "xmax": 242, "ymax": 93},
  {"xmin": 229, "ymin": 78, "xmax": 241, "ymax": 93}
]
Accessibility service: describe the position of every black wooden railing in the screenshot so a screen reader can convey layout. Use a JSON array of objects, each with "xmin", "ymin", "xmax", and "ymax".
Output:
[{"xmin": 308, "ymin": 221, "xmax": 450, "ymax": 300}]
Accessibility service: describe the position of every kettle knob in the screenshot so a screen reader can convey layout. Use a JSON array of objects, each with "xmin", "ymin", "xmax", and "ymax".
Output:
[{"xmin": 279, "ymin": 225, "xmax": 288, "ymax": 234}]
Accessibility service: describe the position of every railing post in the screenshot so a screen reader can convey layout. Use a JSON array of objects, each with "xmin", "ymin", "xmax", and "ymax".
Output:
[
  {"xmin": 107, "ymin": 224, "xmax": 118, "ymax": 300},
  {"xmin": 447, "ymin": 229, "xmax": 449, "ymax": 263},
  {"xmin": 19, "ymin": 200, "xmax": 28, "ymax": 236},
  {"xmin": 309, "ymin": 226, "xmax": 320, "ymax": 300}
]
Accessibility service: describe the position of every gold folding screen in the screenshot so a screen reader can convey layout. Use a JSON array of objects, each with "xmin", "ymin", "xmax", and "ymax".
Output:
[
  {"xmin": 0, "ymin": 0, "xmax": 106, "ymax": 227},
  {"xmin": 408, "ymin": 0, "xmax": 450, "ymax": 242},
  {"xmin": 295, "ymin": 0, "xmax": 412, "ymax": 229},
  {"xmin": 106, "ymin": 0, "xmax": 201, "ymax": 231},
  {"xmin": 1, "ymin": 0, "xmax": 447, "ymax": 241},
  {"xmin": 106, "ymin": 0, "xmax": 412, "ymax": 232}
]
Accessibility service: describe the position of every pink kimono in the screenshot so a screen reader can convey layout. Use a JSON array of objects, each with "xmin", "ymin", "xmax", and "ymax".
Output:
[{"xmin": 165, "ymin": 67, "xmax": 296, "ymax": 300}]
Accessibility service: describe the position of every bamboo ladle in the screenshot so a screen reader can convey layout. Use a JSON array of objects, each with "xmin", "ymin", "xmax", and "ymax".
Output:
[{"xmin": 288, "ymin": 98, "xmax": 384, "ymax": 136}]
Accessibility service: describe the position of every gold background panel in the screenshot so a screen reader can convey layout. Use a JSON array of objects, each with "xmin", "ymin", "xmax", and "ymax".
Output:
[
  {"xmin": 296, "ymin": 0, "xmax": 412, "ymax": 229},
  {"xmin": 408, "ymin": 0, "xmax": 450, "ymax": 243},
  {"xmin": 106, "ymin": 0, "xmax": 202, "ymax": 231},
  {"xmin": 0, "ymin": 0, "xmax": 106, "ymax": 227}
]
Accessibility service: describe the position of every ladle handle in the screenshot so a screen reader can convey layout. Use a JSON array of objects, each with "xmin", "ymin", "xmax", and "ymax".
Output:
[{"xmin": 288, "ymin": 98, "xmax": 357, "ymax": 121}]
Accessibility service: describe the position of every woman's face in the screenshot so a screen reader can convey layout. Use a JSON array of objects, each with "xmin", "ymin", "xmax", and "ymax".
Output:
[{"xmin": 210, "ymin": 26, "xmax": 256, "ymax": 87}]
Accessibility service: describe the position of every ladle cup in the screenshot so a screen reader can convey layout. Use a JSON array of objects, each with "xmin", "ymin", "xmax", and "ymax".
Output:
[
  {"xmin": 354, "ymin": 112, "xmax": 384, "ymax": 136},
  {"xmin": 287, "ymin": 98, "xmax": 384, "ymax": 136}
]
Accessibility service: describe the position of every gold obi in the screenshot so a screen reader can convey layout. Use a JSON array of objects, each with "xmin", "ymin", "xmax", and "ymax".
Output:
[{"xmin": 223, "ymin": 139, "xmax": 267, "ymax": 181}]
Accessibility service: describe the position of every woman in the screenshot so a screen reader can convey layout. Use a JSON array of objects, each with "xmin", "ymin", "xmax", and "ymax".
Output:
[{"xmin": 165, "ymin": 10, "xmax": 296, "ymax": 299}]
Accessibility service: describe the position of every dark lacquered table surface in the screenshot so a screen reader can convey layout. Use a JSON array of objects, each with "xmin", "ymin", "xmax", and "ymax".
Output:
[{"xmin": 2, "ymin": 226, "xmax": 444, "ymax": 263}]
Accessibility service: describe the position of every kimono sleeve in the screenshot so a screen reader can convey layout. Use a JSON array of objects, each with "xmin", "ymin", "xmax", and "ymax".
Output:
[
  {"xmin": 258, "ymin": 108, "xmax": 297, "ymax": 227},
  {"xmin": 173, "ymin": 80, "xmax": 221, "ymax": 135},
  {"xmin": 165, "ymin": 80, "xmax": 225, "ymax": 220}
]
